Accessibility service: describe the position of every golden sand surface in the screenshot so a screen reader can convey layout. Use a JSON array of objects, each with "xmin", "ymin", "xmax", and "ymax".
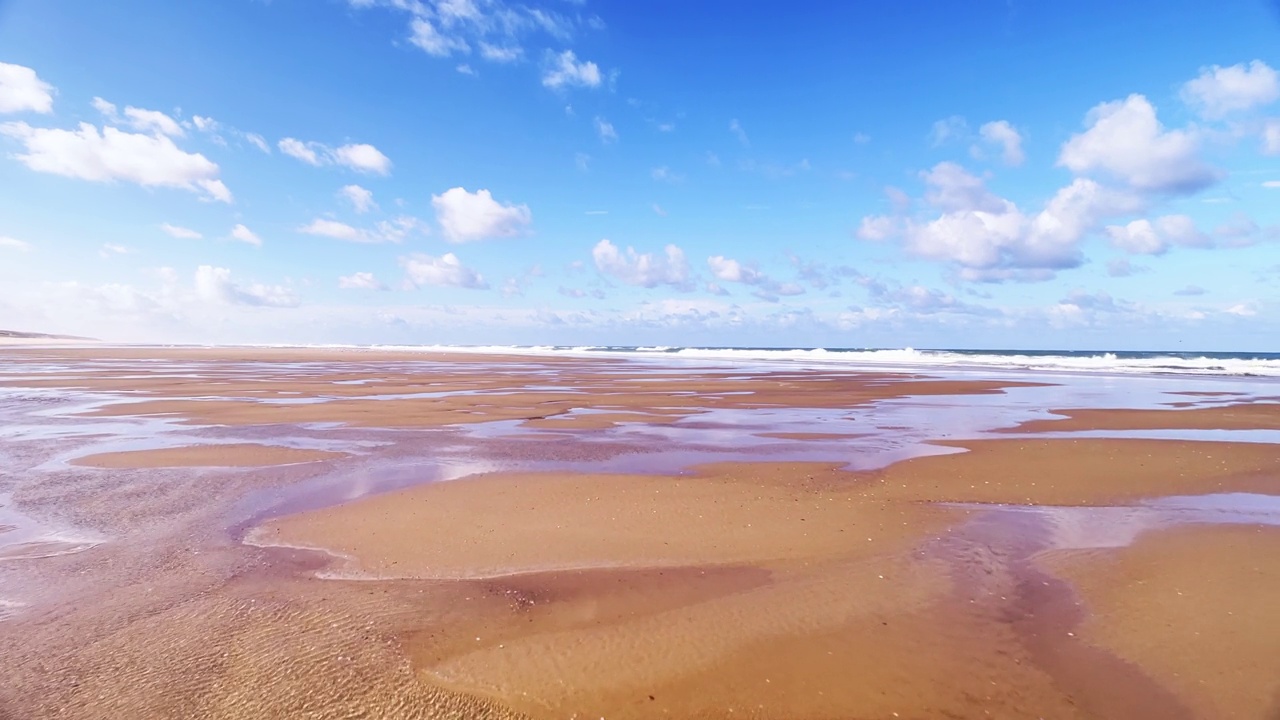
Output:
[
  {"xmin": 72, "ymin": 443, "xmax": 347, "ymax": 468},
  {"xmin": 1040, "ymin": 525, "xmax": 1280, "ymax": 719},
  {"xmin": 2, "ymin": 346, "xmax": 1279, "ymax": 719},
  {"xmin": 262, "ymin": 438, "xmax": 1280, "ymax": 719}
]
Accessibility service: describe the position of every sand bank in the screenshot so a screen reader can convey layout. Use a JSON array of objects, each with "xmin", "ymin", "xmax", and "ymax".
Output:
[
  {"xmin": 258, "ymin": 436, "xmax": 1280, "ymax": 718},
  {"xmin": 1010, "ymin": 403, "xmax": 1280, "ymax": 432},
  {"xmin": 71, "ymin": 443, "xmax": 347, "ymax": 469}
]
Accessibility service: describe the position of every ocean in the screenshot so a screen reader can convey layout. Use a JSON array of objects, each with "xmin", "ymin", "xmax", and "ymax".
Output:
[{"xmin": 299, "ymin": 345, "xmax": 1280, "ymax": 377}]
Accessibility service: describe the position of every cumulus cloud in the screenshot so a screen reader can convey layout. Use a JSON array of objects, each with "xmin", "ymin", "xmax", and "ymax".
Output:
[
  {"xmin": 91, "ymin": 97, "xmax": 185, "ymax": 137},
  {"xmin": 0, "ymin": 62, "xmax": 54, "ymax": 114},
  {"xmin": 230, "ymin": 224, "xmax": 262, "ymax": 247},
  {"xmin": 1104, "ymin": 214, "xmax": 1210, "ymax": 255},
  {"xmin": 400, "ymin": 252, "xmax": 488, "ymax": 289},
  {"xmin": 707, "ymin": 255, "xmax": 764, "ymax": 284},
  {"xmin": 331, "ymin": 143, "xmax": 392, "ymax": 174},
  {"xmin": 977, "ymin": 120, "xmax": 1025, "ymax": 166},
  {"xmin": 0, "ymin": 236, "xmax": 31, "ymax": 251},
  {"xmin": 0, "ymin": 121, "xmax": 231, "ymax": 202},
  {"xmin": 160, "ymin": 223, "xmax": 202, "ymax": 240},
  {"xmin": 338, "ymin": 272, "xmax": 388, "ymax": 290},
  {"xmin": 1181, "ymin": 60, "xmax": 1280, "ymax": 118},
  {"xmin": 339, "ymin": 184, "xmax": 377, "ymax": 213},
  {"xmin": 858, "ymin": 162, "xmax": 1142, "ymax": 281},
  {"xmin": 594, "ymin": 116, "xmax": 617, "ymax": 144},
  {"xmin": 1058, "ymin": 94, "xmax": 1218, "ymax": 194},
  {"xmin": 278, "ymin": 138, "xmax": 392, "ymax": 174},
  {"xmin": 593, "ymin": 239, "xmax": 693, "ymax": 290},
  {"xmin": 195, "ymin": 265, "xmax": 297, "ymax": 307},
  {"xmin": 542, "ymin": 50, "xmax": 602, "ymax": 89},
  {"xmin": 431, "ymin": 187, "xmax": 531, "ymax": 242},
  {"xmin": 299, "ymin": 216, "xmax": 425, "ymax": 244},
  {"xmin": 279, "ymin": 137, "xmax": 322, "ymax": 165}
]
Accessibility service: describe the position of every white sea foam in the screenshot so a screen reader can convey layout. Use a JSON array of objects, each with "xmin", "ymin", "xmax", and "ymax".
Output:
[{"xmin": 268, "ymin": 344, "xmax": 1280, "ymax": 377}]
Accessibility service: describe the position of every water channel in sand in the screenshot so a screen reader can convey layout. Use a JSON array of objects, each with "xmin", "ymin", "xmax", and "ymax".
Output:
[{"xmin": 0, "ymin": 348, "xmax": 1278, "ymax": 718}]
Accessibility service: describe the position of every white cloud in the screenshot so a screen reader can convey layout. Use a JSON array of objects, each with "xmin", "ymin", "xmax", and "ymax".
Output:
[
  {"xmin": 1264, "ymin": 119, "xmax": 1280, "ymax": 155},
  {"xmin": 191, "ymin": 115, "xmax": 218, "ymax": 132},
  {"xmin": 729, "ymin": 118, "xmax": 749, "ymax": 146},
  {"xmin": 856, "ymin": 215, "xmax": 899, "ymax": 242},
  {"xmin": 592, "ymin": 239, "xmax": 692, "ymax": 290},
  {"xmin": 99, "ymin": 243, "xmax": 130, "ymax": 258},
  {"xmin": 230, "ymin": 224, "xmax": 263, "ymax": 247},
  {"xmin": 594, "ymin": 116, "xmax": 617, "ymax": 144},
  {"xmin": 542, "ymin": 50, "xmax": 601, "ymax": 89},
  {"xmin": 858, "ymin": 163, "xmax": 1142, "ymax": 281},
  {"xmin": 456, "ymin": 63, "xmax": 477, "ymax": 76},
  {"xmin": 1104, "ymin": 215, "xmax": 1209, "ymax": 255},
  {"xmin": 278, "ymin": 137, "xmax": 323, "ymax": 165},
  {"xmin": 431, "ymin": 187, "xmax": 531, "ymax": 242},
  {"xmin": 245, "ymin": 133, "xmax": 270, "ymax": 153},
  {"xmin": 707, "ymin": 255, "xmax": 764, "ymax": 284},
  {"xmin": 0, "ymin": 62, "xmax": 54, "ymax": 114},
  {"xmin": 929, "ymin": 115, "xmax": 968, "ymax": 146},
  {"xmin": 400, "ymin": 252, "xmax": 488, "ymax": 289},
  {"xmin": 339, "ymin": 184, "xmax": 377, "ymax": 213},
  {"xmin": 278, "ymin": 138, "xmax": 391, "ymax": 174},
  {"xmin": 854, "ymin": 132, "xmax": 871, "ymax": 144},
  {"xmin": 479, "ymin": 43, "xmax": 521, "ymax": 62},
  {"xmin": 298, "ymin": 216, "xmax": 424, "ymax": 244},
  {"xmin": 338, "ymin": 272, "xmax": 388, "ymax": 290},
  {"xmin": 160, "ymin": 223, "xmax": 202, "ymax": 240},
  {"xmin": 0, "ymin": 121, "xmax": 231, "ymax": 202},
  {"xmin": 332, "ymin": 143, "xmax": 392, "ymax": 175},
  {"xmin": 410, "ymin": 17, "xmax": 471, "ymax": 56},
  {"xmin": 978, "ymin": 120, "xmax": 1025, "ymax": 166},
  {"xmin": 91, "ymin": 98, "xmax": 185, "ymax": 137},
  {"xmin": 195, "ymin": 266, "xmax": 297, "ymax": 307},
  {"xmin": 91, "ymin": 97, "xmax": 117, "ymax": 117},
  {"xmin": 652, "ymin": 203, "xmax": 667, "ymax": 217},
  {"xmin": 1058, "ymin": 94, "xmax": 1217, "ymax": 194},
  {"xmin": 123, "ymin": 106, "xmax": 184, "ymax": 137},
  {"xmin": 575, "ymin": 152, "xmax": 590, "ymax": 171},
  {"xmin": 1181, "ymin": 60, "xmax": 1280, "ymax": 118},
  {"xmin": 1263, "ymin": 180, "xmax": 1280, "ymax": 189},
  {"xmin": 0, "ymin": 236, "xmax": 31, "ymax": 251}
]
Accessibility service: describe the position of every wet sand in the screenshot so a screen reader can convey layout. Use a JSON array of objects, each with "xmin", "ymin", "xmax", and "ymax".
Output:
[
  {"xmin": 72, "ymin": 443, "xmax": 347, "ymax": 468},
  {"xmin": 0, "ymin": 346, "xmax": 1278, "ymax": 719}
]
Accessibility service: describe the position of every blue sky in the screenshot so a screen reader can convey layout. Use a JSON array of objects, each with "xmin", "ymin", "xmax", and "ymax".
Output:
[{"xmin": 1, "ymin": 0, "xmax": 1278, "ymax": 350}]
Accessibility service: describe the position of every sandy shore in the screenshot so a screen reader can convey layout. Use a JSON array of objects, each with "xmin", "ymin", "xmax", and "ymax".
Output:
[{"xmin": 2, "ymin": 346, "xmax": 1278, "ymax": 719}]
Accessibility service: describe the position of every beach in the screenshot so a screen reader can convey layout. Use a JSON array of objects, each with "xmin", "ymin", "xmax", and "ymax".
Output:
[{"xmin": 1, "ymin": 345, "xmax": 1278, "ymax": 719}]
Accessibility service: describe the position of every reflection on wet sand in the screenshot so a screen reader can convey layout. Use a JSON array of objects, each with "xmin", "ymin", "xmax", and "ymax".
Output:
[{"xmin": 0, "ymin": 346, "xmax": 1277, "ymax": 719}]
